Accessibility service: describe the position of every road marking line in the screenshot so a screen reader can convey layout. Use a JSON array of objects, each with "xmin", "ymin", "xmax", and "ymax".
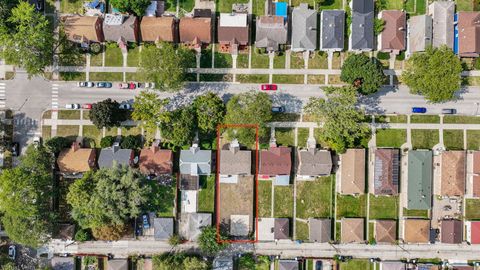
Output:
[
  {"xmin": 52, "ymin": 94, "xmax": 58, "ymax": 97},
  {"xmin": 52, "ymin": 84, "xmax": 59, "ymax": 87}
]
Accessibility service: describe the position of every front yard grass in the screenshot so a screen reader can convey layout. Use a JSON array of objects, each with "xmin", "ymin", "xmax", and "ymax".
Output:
[
  {"xmin": 56, "ymin": 125, "xmax": 79, "ymax": 138},
  {"xmin": 386, "ymin": 0, "xmax": 403, "ymax": 9},
  {"xmin": 198, "ymin": 175, "xmax": 215, "ymax": 213},
  {"xmin": 369, "ymin": 195, "xmax": 398, "ymax": 220},
  {"xmin": 104, "ymin": 45, "xmax": 123, "ymax": 67},
  {"xmin": 443, "ymin": 130, "xmax": 464, "ymax": 150},
  {"xmin": 296, "ymin": 221, "xmax": 309, "ymax": 241},
  {"xmin": 59, "ymin": 72, "xmax": 86, "ymax": 81},
  {"xmin": 273, "ymin": 53, "xmax": 286, "ymax": 69},
  {"xmin": 308, "ymin": 52, "xmax": 328, "ymax": 69},
  {"xmin": 236, "ymin": 53, "xmax": 249, "ymax": 68},
  {"xmin": 58, "ymin": 110, "xmax": 80, "ymax": 120},
  {"xmin": 456, "ymin": 0, "xmax": 474, "ymax": 11},
  {"xmin": 42, "ymin": 126, "xmax": 51, "ymax": 140},
  {"xmin": 376, "ymin": 129, "xmax": 406, "ymax": 148},
  {"xmin": 272, "ymin": 75, "xmax": 304, "ymax": 84},
  {"xmin": 237, "ymin": 74, "xmax": 269, "ymax": 83},
  {"xmin": 258, "ymin": 180, "xmax": 272, "ymax": 217},
  {"xmin": 444, "ymin": 116, "xmax": 480, "ymax": 124},
  {"xmin": 275, "ymin": 128, "xmax": 295, "ymax": 146},
  {"xmin": 61, "ymin": 0, "xmax": 84, "ymax": 14},
  {"xmin": 410, "ymin": 115, "xmax": 440, "ymax": 123},
  {"xmin": 121, "ymin": 126, "xmax": 143, "ymax": 137},
  {"xmin": 336, "ymin": 194, "xmax": 366, "ymax": 218},
  {"xmin": 468, "ymin": 130, "xmax": 480, "ymax": 150},
  {"xmin": 339, "ymin": 260, "xmax": 373, "ymax": 270},
  {"xmin": 291, "ymin": 53, "xmax": 305, "ymax": 69},
  {"xmin": 89, "ymin": 72, "xmax": 123, "ymax": 82},
  {"xmin": 251, "ymin": 47, "xmax": 270, "ymax": 68},
  {"xmin": 328, "ymin": 75, "xmax": 343, "ymax": 85},
  {"xmin": 83, "ymin": 125, "xmax": 102, "ymax": 148},
  {"xmin": 403, "ymin": 208, "xmax": 429, "ymax": 218},
  {"xmin": 214, "ymin": 51, "xmax": 233, "ymax": 68},
  {"xmin": 296, "ymin": 176, "xmax": 333, "ymax": 219},
  {"xmin": 297, "ymin": 128, "xmax": 309, "ymax": 148},
  {"xmin": 307, "ymin": 75, "xmax": 326, "ymax": 84},
  {"xmin": 319, "ymin": 0, "xmax": 343, "ymax": 10},
  {"xmin": 412, "ymin": 129, "xmax": 439, "ymax": 149},
  {"xmin": 274, "ymin": 186, "xmax": 294, "ymax": 218},
  {"xmin": 127, "ymin": 45, "xmax": 141, "ymax": 67},
  {"xmin": 466, "ymin": 199, "xmax": 480, "ymax": 220},
  {"xmin": 90, "ymin": 52, "xmax": 103, "ymax": 66}
]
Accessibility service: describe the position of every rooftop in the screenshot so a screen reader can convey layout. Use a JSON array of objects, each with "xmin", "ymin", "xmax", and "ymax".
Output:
[
  {"xmin": 441, "ymin": 219, "xmax": 463, "ymax": 244},
  {"xmin": 428, "ymin": 1, "xmax": 455, "ymax": 49},
  {"xmin": 404, "ymin": 219, "xmax": 430, "ymax": 243},
  {"xmin": 441, "ymin": 151, "xmax": 465, "ymax": 197},
  {"xmin": 458, "ymin": 12, "xmax": 480, "ymax": 57},
  {"xmin": 57, "ymin": 142, "xmax": 96, "ymax": 173},
  {"xmin": 259, "ymin": 146, "xmax": 292, "ymax": 176},
  {"xmin": 380, "ymin": 10, "xmax": 406, "ymax": 52},
  {"xmin": 297, "ymin": 148, "xmax": 332, "ymax": 176},
  {"xmin": 374, "ymin": 148, "xmax": 400, "ymax": 195},
  {"xmin": 340, "ymin": 149, "xmax": 366, "ymax": 194},
  {"xmin": 350, "ymin": 0, "xmax": 374, "ymax": 50},
  {"xmin": 407, "ymin": 151, "xmax": 432, "ymax": 210},
  {"xmin": 220, "ymin": 140, "xmax": 251, "ymax": 175},
  {"xmin": 408, "ymin": 15, "xmax": 433, "ymax": 53},
  {"xmin": 291, "ymin": 3, "xmax": 317, "ymax": 51},
  {"xmin": 375, "ymin": 220, "xmax": 397, "ymax": 243},
  {"xmin": 320, "ymin": 10, "xmax": 345, "ymax": 50},
  {"xmin": 341, "ymin": 218, "xmax": 364, "ymax": 243},
  {"xmin": 179, "ymin": 144, "xmax": 212, "ymax": 176},
  {"xmin": 139, "ymin": 146, "xmax": 173, "ymax": 176},
  {"xmin": 140, "ymin": 16, "xmax": 175, "ymax": 42},
  {"xmin": 308, "ymin": 218, "xmax": 331, "ymax": 242}
]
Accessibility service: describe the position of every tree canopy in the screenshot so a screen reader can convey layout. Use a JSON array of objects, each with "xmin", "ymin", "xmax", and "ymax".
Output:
[
  {"xmin": 90, "ymin": 98, "xmax": 127, "ymax": 129},
  {"xmin": 139, "ymin": 43, "xmax": 195, "ymax": 92},
  {"xmin": 152, "ymin": 253, "xmax": 209, "ymax": 270},
  {"xmin": 402, "ymin": 46, "xmax": 462, "ymax": 103},
  {"xmin": 0, "ymin": 1, "xmax": 53, "ymax": 77},
  {"xmin": 224, "ymin": 91, "xmax": 272, "ymax": 146},
  {"xmin": 304, "ymin": 86, "xmax": 370, "ymax": 153},
  {"xmin": 197, "ymin": 226, "xmax": 226, "ymax": 256},
  {"xmin": 109, "ymin": 0, "xmax": 151, "ymax": 16},
  {"xmin": 132, "ymin": 91, "xmax": 169, "ymax": 132},
  {"xmin": 159, "ymin": 107, "xmax": 196, "ymax": 147},
  {"xmin": 340, "ymin": 53, "xmax": 385, "ymax": 95},
  {"xmin": 45, "ymin": 136, "xmax": 71, "ymax": 155},
  {"xmin": 192, "ymin": 92, "xmax": 226, "ymax": 135},
  {"xmin": 0, "ymin": 145, "xmax": 54, "ymax": 247}
]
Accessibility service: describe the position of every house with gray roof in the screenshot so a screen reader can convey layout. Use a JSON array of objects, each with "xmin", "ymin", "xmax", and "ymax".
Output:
[
  {"xmin": 103, "ymin": 14, "xmax": 139, "ymax": 43},
  {"xmin": 291, "ymin": 3, "xmax": 317, "ymax": 52},
  {"xmin": 428, "ymin": 1, "xmax": 455, "ymax": 49},
  {"xmin": 407, "ymin": 15, "xmax": 433, "ymax": 56},
  {"xmin": 179, "ymin": 213, "xmax": 212, "ymax": 241},
  {"xmin": 308, "ymin": 218, "xmax": 331, "ymax": 242},
  {"xmin": 180, "ymin": 143, "xmax": 212, "ymax": 176},
  {"xmin": 349, "ymin": 0, "xmax": 374, "ymax": 51},
  {"xmin": 278, "ymin": 260, "xmax": 299, "ymax": 270},
  {"xmin": 320, "ymin": 10, "xmax": 345, "ymax": 51},
  {"xmin": 107, "ymin": 259, "xmax": 128, "ymax": 270},
  {"xmin": 255, "ymin": 15, "xmax": 288, "ymax": 52},
  {"xmin": 219, "ymin": 139, "xmax": 251, "ymax": 183},
  {"xmin": 98, "ymin": 143, "xmax": 134, "ymax": 169},
  {"xmin": 297, "ymin": 147, "xmax": 332, "ymax": 179},
  {"xmin": 407, "ymin": 150, "xmax": 433, "ymax": 210},
  {"xmin": 154, "ymin": 217, "xmax": 173, "ymax": 240}
]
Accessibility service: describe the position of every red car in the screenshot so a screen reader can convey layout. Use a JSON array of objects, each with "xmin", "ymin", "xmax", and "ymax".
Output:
[
  {"xmin": 119, "ymin": 82, "xmax": 136, "ymax": 89},
  {"xmin": 261, "ymin": 84, "xmax": 277, "ymax": 91},
  {"xmin": 82, "ymin": 104, "xmax": 92, "ymax": 109}
]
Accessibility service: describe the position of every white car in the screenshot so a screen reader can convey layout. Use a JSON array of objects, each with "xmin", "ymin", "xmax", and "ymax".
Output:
[
  {"xmin": 65, "ymin": 103, "xmax": 80, "ymax": 109},
  {"xmin": 8, "ymin": 245, "xmax": 15, "ymax": 260},
  {"xmin": 119, "ymin": 103, "xmax": 132, "ymax": 110},
  {"xmin": 33, "ymin": 136, "xmax": 42, "ymax": 148},
  {"xmin": 77, "ymin": 81, "xmax": 94, "ymax": 88},
  {"xmin": 145, "ymin": 82, "xmax": 155, "ymax": 89}
]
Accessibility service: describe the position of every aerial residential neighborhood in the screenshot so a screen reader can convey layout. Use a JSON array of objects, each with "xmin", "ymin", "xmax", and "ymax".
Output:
[{"xmin": 2, "ymin": 0, "xmax": 480, "ymax": 269}]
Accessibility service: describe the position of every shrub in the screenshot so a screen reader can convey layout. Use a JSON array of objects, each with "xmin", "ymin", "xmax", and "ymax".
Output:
[
  {"xmin": 100, "ymin": 136, "xmax": 115, "ymax": 148},
  {"xmin": 74, "ymin": 229, "xmax": 92, "ymax": 242},
  {"xmin": 89, "ymin": 43, "xmax": 102, "ymax": 54},
  {"xmin": 120, "ymin": 135, "xmax": 141, "ymax": 149}
]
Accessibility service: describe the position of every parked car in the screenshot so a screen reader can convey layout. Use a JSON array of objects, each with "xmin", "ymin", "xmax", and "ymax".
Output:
[
  {"xmin": 82, "ymin": 104, "xmax": 93, "ymax": 109},
  {"xmin": 412, "ymin": 107, "xmax": 427, "ymax": 113},
  {"xmin": 11, "ymin": 142, "xmax": 19, "ymax": 156},
  {"xmin": 261, "ymin": 84, "xmax": 277, "ymax": 91},
  {"xmin": 441, "ymin": 108, "xmax": 457, "ymax": 115},
  {"xmin": 78, "ymin": 81, "xmax": 94, "ymax": 88},
  {"xmin": 145, "ymin": 82, "xmax": 155, "ymax": 89},
  {"xmin": 142, "ymin": 214, "xmax": 150, "ymax": 229},
  {"xmin": 8, "ymin": 245, "xmax": 15, "ymax": 260},
  {"xmin": 65, "ymin": 103, "xmax": 80, "ymax": 109},
  {"xmin": 119, "ymin": 103, "xmax": 132, "ymax": 110},
  {"xmin": 119, "ymin": 82, "xmax": 136, "ymax": 89},
  {"xmin": 271, "ymin": 106, "xmax": 285, "ymax": 113},
  {"xmin": 96, "ymin": 82, "xmax": 112, "ymax": 88}
]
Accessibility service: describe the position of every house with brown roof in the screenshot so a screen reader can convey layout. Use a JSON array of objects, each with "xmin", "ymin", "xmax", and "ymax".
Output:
[
  {"xmin": 341, "ymin": 218, "xmax": 364, "ymax": 243},
  {"xmin": 441, "ymin": 219, "xmax": 463, "ymax": 244},
  {"xmin": 340, "ymin": 149, "xmax": 366, "ymax": 194},
  {"xmin": 138, "ymin": 141, "xmax": 173, "ymax": 177},
  {"xmin": 179, "ymin": 17, "xmax": 212, "ymax": 48},
  {"xmin": 57, "ymin": 142, "xmax": 96, "ymax": 176},
  {"xmin": 403, "ymin": 219, "xmax": 430, "ymax": 243},
  {"xmin": 259, "ymin": 145, "xmax": 292, "ymax": 185},
  {"xmin": 255, "ymin": 15, "xmax": 288, "ymax": 52},
  {"xmin": 472, "ymin": 151, "xmax": 480, "ymax": 197},
  {"xmin": 140, "ymin": 16, "xmax": 176, "ymax": 43},
  {"xmin": 458, "ymin": 12, "xmax": 480, "ymax": 58},
  {"xmin": 374, "ymin": 149, "xmax": 400, "ymax": 195},
  {"xmin": 257, "ymin": 217, "xmax": 290, "ymax": 240},
  {"xmin": 219, "ymin": 139, "xmax": 251, "ymax": 183},
  {"xmin": 378, "ymin": 10, "xmax": 406, "ymax": 54},
  {"xmin": 374, "ymin": 220, "xmax": 397, "ymax": 243},
  {"xmin": 103, "ymin": 14, "xmax": 139, "ymax": 43},
  {"xmin": 63, "ymin": 15, "xmax": 104, "ymax": 44},
  {"xmin": 218, "ymin": 13, "xmax": 249, "ymax": 54},
  {"xmin": 441, "ymin": 151, "xmax": 466, "ymax": 197}
]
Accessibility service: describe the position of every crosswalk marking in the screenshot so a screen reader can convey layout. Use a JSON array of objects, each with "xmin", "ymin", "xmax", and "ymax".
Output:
[
  {"xmin": 51, "ymin": 84, "xmax": 59, "ymax": 109},
  {"xmin": 0, "ymin": 82, "xmax": 6, "ymax": 109}
]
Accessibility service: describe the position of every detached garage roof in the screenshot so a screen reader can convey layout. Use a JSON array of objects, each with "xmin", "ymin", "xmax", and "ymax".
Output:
[
  {"xmin": 441, "ymin": 219, "xmax": 463, "ymax": 244},
  {"xmin": 404, "ymin": 219, "xmax": 430, "ymax": 243},
  {"xmin": 441, "ymin": 151, "xmax": 466, "ymax": 197},
  {"xmin": 341, "ymin": 218, "xmax": 364, "ymax": 243}
]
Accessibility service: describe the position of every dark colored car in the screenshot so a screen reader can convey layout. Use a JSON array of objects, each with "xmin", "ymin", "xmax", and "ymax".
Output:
[
  {"xmin": 142, "ymin": 214, "xmax": 150, "ymax": 229},
  {"xmin": 271, "ymin": 106, "xmax": 285, "ymax": 113},
  {"xmin": 96, "ymin": 82, "xmax": 113, "ymax": 88},
  {"xmin": 412, "ymin": 107, "xmax": 427, "ymax": 113},
  {"xmin": 441, "ymin": 108, "xmax": 457, "ymax": 114},
  {"xmin": 11, "ymin": 142, "xmax": 19, "ymax": 156},
  {"xmin": 261, "ymin": 84, "xmax": 278, "ymax": 91},
  {"xmin": 29, "ymin": 0, "xmax": 44, "ymax": 11}
]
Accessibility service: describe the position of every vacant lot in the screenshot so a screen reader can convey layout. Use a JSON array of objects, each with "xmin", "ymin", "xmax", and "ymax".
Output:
[
  {"xmin": 443, "ymin": 130, "xmax": 464, "ymax": 150},
  {"xmin": 376, "ymin": 129, "xmax": 406, "ymax": 148},
  {"xmin": 369, "ymin": 195, "xmax": 398, "ymax": 220},
  {"xmin": 412, "ymin": 129, "xmax": 439, "ymax": 149},
  {"xmin": 336, "ymin": 195, "xmax": 366, "ymax": 218},
  {"xmin": 296, "ymin": 176, "xmax": 333, "ymax": 219},
  {"xmin": 274, "ymin": 186, "xmax": 294, "ymax": 218},
  {"xmin": 258, "ymin": 180, "xmax": 272, "ymax": 217},
  {"xmin": 466, "ymin": 199, "xmax": 480, "ymax": 220},
  {"xmin": 198, "ymin": 176, "xmax": 215, "ymax": 213},
  {"xmin": 219, "ymin": 176, "xmax": 254, "ymax": 233}
]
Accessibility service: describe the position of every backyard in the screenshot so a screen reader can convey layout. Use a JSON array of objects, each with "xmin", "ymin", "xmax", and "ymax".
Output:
[
  {"xmin": 369, "ymin": 195, "xmax": 398, "ymax": 220},
  {"xmin": 467, "ymin": 130, "xmax": 480, "ymax": 150},
  {"xmin": 258, "ymin": 180, "xmax": 272, "ymax": 217},
  {"xmin": 296, "ymin": 176, "xmax": 333, "ymax": 219},
  {"xmin": 219, "ymin": 176, "xmax": 254, "ymax": 234},
  {"xmin": 274, "ymin": 186, "xmax": 294, "ymax": 218},
  {"xmin": 466, "ymin": 199, "xmax": 480, "ymax": 220},
  {"xmin": 198, "ymin": 175, "xmax": 215, "ymax": 213},
  {"xmin": 336, "ymin": 194, "xmax": 366, "ymax": 218}
]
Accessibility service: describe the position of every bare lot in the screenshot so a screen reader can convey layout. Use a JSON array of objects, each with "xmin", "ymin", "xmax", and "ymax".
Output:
[{"xmin": 219, "ymin": 176, "xmax": 255, "ymax": 234}]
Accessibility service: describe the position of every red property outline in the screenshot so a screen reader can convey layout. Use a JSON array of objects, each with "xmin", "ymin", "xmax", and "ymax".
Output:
[{"xmin": 216, "ymin": 124, "xmax": 259, "ymax": 244}]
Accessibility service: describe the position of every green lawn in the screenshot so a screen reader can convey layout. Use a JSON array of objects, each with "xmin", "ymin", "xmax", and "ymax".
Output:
[
  {"xmin": 291, "ymin": 0, "xmax": 315, "ymax": 6},
  {"xmin": 58, "ymin": 110, "xmax": 80, "ymax": 120},
  {"xmin": 339, "ymin": 260, "xmax": 373, "ymax": 270},
  {"xmin": 198, "ymin": 175, "xmax": 215, "ymax": 213},
  {"xmin": 200, "ymin": 45, "xmax": 213, "ymax": 68},
  {"xmin": 82, "ymin": 110, "xmax": 90, "ymax": 120},
  {"xmin": 89, "ymin": 72, "xmax": 123, "ymax": 82},
  {"xmin": 274, "ymin": 186, "xmax": 294, "ymax": 218},
  {"xmin": 410, "ymin": 115, "xmax": 440, "ymax": 123},
  {"xmin": 258, "ymin": 180, "xmax": 272, "ymax": 217},
  {"xmin": 307, "ymin": 75, "xmax": 326, "ymax": 84},
  {"xmin": 291, "ymin": 53, "xmax": 305, "ymax": 69},
  {"xmin": 236, "ymin": 53, "xmax": 249, "ymax": 68},
  {"xmin": 403, "ymin": 208, "xmax": 429, "ymax": 218},
  {"xmin": 121, "ymin": 126, "xmax": 143, "ymax": 137},
  {"xmin": 150, "ymin": 178, "xmax": 177, "ymax": 217},
  {"xmin": 468, "ymin": 130, "xmax": 480, "ymax": 150},
  {"xmin": 164, "ymin": 0, "xmax": 177, "ymax": 11},
  {"xmin": 368, "ymin": 222, "xmax": 375, "ymax": 243},
  {"xmin": 386, "ymin": 115, "xmax": 408, "ymax": 123},
  {"xmin": 214, "ymin": 51, "xmax": 233, "ymax": 68},
  {"xmin": 105, "ymin": 127, "xmax": 119, "ymax": 137},
  {"xmin": 296, "ymin": 176, "xmax": 333, "ymax": 219},
  {"xmin": 466, "ymin": 199, "xmax": 480, "ymax": 220},
  {"xmin": 251, "ymin": 47, "xmax": 270, "ymax": 68},
  {"xmin": 319, "ymin": 0, "xmax": 343, "ymax": 10},
  {"xmin": 296, "ymin": 221, "xmax": 309, "ymax": 241},
  {"xmin": 126, "ymin": 73, "xmax": 142, "ymax": 82},
  {"xmin": 336, "ymin": 194, "xmax": 366, "ymax": 218},
  {"xmin": 376, "ymin": 129, "xmax": 406, "ymax": 148},
  {"xmin": 444, "ymin": 116, "xmax": 480, "ymax": 124},
  {"xmin": 216, "ymin": 0, "xmax": 249, "ymax": 12},
  {"xmin": 308, "ymin": 52, "xmax": 328, "ymax": 69},
  {"xmin": 252, "ymin": 0, "xmax": 266, "ymax": 17},
  {"xmin": 59, "ymin": 72, "xmax": 86, "ymax": 81},
  {"xmin": 273, "ymin": 53, "xmax": 286, "ymax": 69},
  {"xmin": 104, "ymin": 45, "xmax": 124, "ymax": 67},
  {"xmin": 179, "ymin": 0, "xmax": 195, "ymax": 12},
  {"xmin": 90, "ymin": 51, "xmax": 103, "ymax": 66},
  {"xmin": 237, "ymin": 74, "xmax": 269, "ymax": 83},
  {"xmin": 416, "ymin": 0, "xmax": 426, "ymax": 14},
  {"xmin": 83, "ymin": 125, "xmax": 102, "ymax": 148},
  {"xmin": 272, "ymin": 75, "xmax": 304, "ymax": 84},
  {"xmin": 127, "ymin": 44, "xmax": 141, "ymax": 67},
  {"xmin": 386, "ymin": 0, "xmax": 403, "ymax": 9},
  {"xmin": 412, "ymin": 129, "xmax": 439, "ymax": 149},
  {"xmin": 61, "ymin": 0, "xmax": 84, "ymax": 13},
  {"xmin": 297, "ymin": 128, "xmax": 309, "ymax": 148},
  {"xmin": 275, "ymin": 128, "xmax": 295, "ymax": 147},
  {"xmin": 369, "ymin": 195, "xmax": 398, "ymax": 220},
  {"xmin": 42, "ymin": 126, "xmax": 51, "ymax": 140},
  {"xmin": 56, "ymin": 125, "xmax": 79, "ymax": 138},
  {"xmin": 456, "ymin": 0, "xmax": 474, "ymax": 11},
  {"xmin": 443, "ymin": 130, "xmax": 464, "ymax": 150}
]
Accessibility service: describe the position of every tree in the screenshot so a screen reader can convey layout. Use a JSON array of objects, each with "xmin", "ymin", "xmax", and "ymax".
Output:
[
  {"xmin": 90, "ymin": 98, "xmax": 126, "ymax": 129},
  {"xmin": 45, "ymin": 136, "xmax": 70, "ymax": 155},
  {"xmin": 89, "ymin": 43, "xmax": 102, "ymax": 54},
  {"xmin": 374, "ymin": 18, "xmax": 385, "ymax": 35},
  {"xmin": 74, "ymin": 229, "xmax": 92, "ymax": 242},
  {"xmin": 340, "ymin": 53, "xmax": 386, "ymax": 95},
  {"xmin": 100, "ymin": 135, "xmax": 115, "ymax": 148},
  {"xmin": 120, "ymin": 135, "xmax": 142, "ymax": 149},
  {"xmin": 1, "ymin": 262, "xmax": 15, "ymax": 270},
  {"xmin": 304, "ymin": 86, "xmax": 370, "ymax": 153},
  {"xmin": 109, "ymin": 0, "xmax": 151, "ymax": 16},
  {"xmin": 198, "ymin": 226, "xmax": 226, "ymax": 256},
  {"xmin": 91, "ymin": 224, "xmax": 127, "ymax": 241},
  {"xmin": 168, "ymin": 234, "xmax": 182, "ymax": 246},
  {"xmin": 138, "ymin": 43, "xmax": 195, "ymax": 92},
  {"xmin": 132, "ymin": 91, "xmax": 169, "ymax": 132},
  {"xmin": 192, "ymin": 92, "xmax": 225, "ymax": 135},
  {"xmin": 152, "ymin": 253, "xmax": 209, "ymax": 270},
  {"xmin": 224, "ymin": 91, "xmax": 272, "ymax": 146},
  {"xmin": 0, "ymin": 1, "xmax": 53, "ymax": 77},
  {"xmin": 160, "ymin": 107, "xmax": 196, "ymax": 147},
  {"xmin": 403, "ymin": 46, "xmax": 462, "ymax": 103},
  {"xmin": 67, "ymin": 166, "xmax": 150, "ymax": 234}
]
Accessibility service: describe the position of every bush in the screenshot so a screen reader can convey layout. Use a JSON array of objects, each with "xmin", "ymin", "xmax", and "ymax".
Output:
[
  {"xmin": 120, "ymin": 135, "xmax": 141, "ymax": 149},
  {"xmin": 168, "ymin": 234, "xmax": 182, "ymax": 246},
  {"xmin": 45, "ymin": 136, "xmax": 70, "ymax": 154},
  {"xmin": 377, "ymin": 52, "xmax": 390, "ymax": 60},
  {"xmin": 100, "ymin": 136, "xmax": 115, "ymax": 148},
  {"xmin": 89, "ymin": 43, "xmax": 102, "ymax": 54},
  {"xmin": 74, "ymin": 229, "xmax": 92, "ymax": 242}
]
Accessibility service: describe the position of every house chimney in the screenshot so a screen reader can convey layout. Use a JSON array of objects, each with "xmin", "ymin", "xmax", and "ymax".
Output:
[
  {"xmin": 230, "ymin": 139, "xmax": 240, "ymax": 153},
  {"xmin": 71, "ymin": 142, "xmax": 81, "ymax": 152},
  {"xmin": 269, "ymin": 137, "xmax": 277, "ymax": 148},
  {"xmin": 112, "ymin": 142, "xmax": 120, "ymax": 153},
  {"xmin": 191, "ymin": 143, "xmax": 200, "ymax": 153},
  {"xmin": 151, "ymin": 139, "xmax": 160, "ymax": 153}
]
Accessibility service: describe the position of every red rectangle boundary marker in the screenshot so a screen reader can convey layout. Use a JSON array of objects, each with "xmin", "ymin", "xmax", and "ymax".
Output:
[{"xmin": 216, "ymin": 124, "xmax": 259, "ymax": 244}]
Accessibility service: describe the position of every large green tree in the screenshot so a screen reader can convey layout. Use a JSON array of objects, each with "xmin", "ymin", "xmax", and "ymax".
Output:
[
  {"xmin": 152, "ymin": 253, "xmax": 209, "ymax": 270},
  {"xmin": 110, "ymin": 0, "xmax": 151, "ymax": 16},
  {"xmin": 90, "ymin": 98, "xmax": 126, "ymax": 129},
  {"xmin": 340, "ymin": 53, "xmax": 385, "ymax": 95},
  {"xmin": 192, "ymin": 92, "xmax": 225, "ymax": 135},
  {"xmin": 304, "ymin": 86, "xmax": 370, "ymax": 153},
  {"xmin": 403, "ymin": 46, "xmax": 462, "ymax": 103},
  {"xmin": 0, "ymin": 145, "xmax": 54, "ymax": 247},
  {"xmin": 159, "ymin": 107, "xmax": 196, "ymax": 147},
  {"xmin": 224, "ymin": 91, "xmax": 272, "ymax": 146},
  {"xmin": 197, "ymin": 226, "xmax": 226, "ymax": 256},
  {"xmin": 67, "ymin": 166, "xmax": 150, "ymax": 238},
  {"xmin": 132, "ymin": 91, "xmax": 169, "ymax": 132},
  {"xmin": 0, "ymin": 1, "xmax": 53, "ymax": 77},
  {"xmin": 138, "ymin": 43, "xmax": 195, "ymax": 92}
]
